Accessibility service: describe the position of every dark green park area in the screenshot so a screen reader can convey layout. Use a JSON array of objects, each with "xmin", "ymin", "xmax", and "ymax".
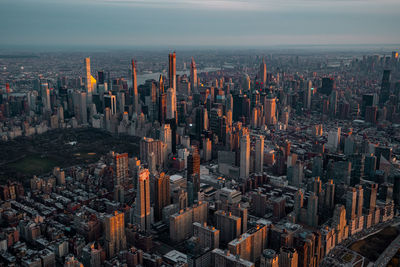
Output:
[
  {"xmin": 0, "ymin": 128, "xmax": 140, "ymax": 184},
  {"xmin": 349, "ymin": 226, "xmax": 400, "ymax": 262},
  {"xmin": 8, "ymin": 155, "xmax": 57, "ymax": 175}
]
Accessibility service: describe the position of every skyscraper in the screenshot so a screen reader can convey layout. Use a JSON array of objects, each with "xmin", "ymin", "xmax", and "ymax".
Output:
[
  {"xmin": 159, "ymin": 74, "xmax": 164, "ymax": 94},
  {"xmin": 42, "ymin": 85, "xmax": 51, "ymax": 111},
  {"xmin": 154, "ymin": 172, "xmax": 170, "ymax": 221},
  {"xmin": 115, "ymin": 153, "xmax": 129, "ymax": 186},
  {"xmin": 84, "ymin": 57, "xmax": 93, "ymax": 102},
  {"xmin": 324, "ymin": 180, "xmax": 335, "ymax": 210},
  {"xmin": 379, "ymin": 70, "xmax": 391, "ymax": 107},
  {"xmin": 346, "ymin": 187, "xmax": 357, "ymax": 221},
  {"xmin": 73, "ymin": 91, "xmax": 87, "ymax": 124},
  {"xmin": 160, "ymin": 124, "xmax": 172, "ymax": 155},
  {"xmin": 159, "ymin": 92, "xmax": 167, "ymax": 124},
  {"xmin": 104, "ymin": 211, "xmax": 126, "ymax": 259},
  {"xmin": 307, "ymin": 193, "xmax": 319, "ymax": 227},
  {"xmin": 304, "ymin": 80, "xmax": 312, "ymax": 110},
  {"xmin": 332, "ymin": 204, "xmax": 349, "ymax": 244},
  {"xmin": 97, "ymin": 70, "xmax": 105, "ymax": 85},
  {"xmin": 255, "ymin": 135, "xmax": 264, "ymax": 173},
  {"xmin": 264, "ymin": 94, "xmax": 276, "ymax": 125},
  {"xmin": 363, "ymin": 183, "xmax": 378, "ymax": 212},
  {"xmin": 259, "ymin": 57, "xmax": 267, "ymax": 88},
  {"xmin": 294, "ymin": 189, "xmax": 303, "ymax": 222},
  {"xmin": 168, "ymin": 52, "xmax": 176, "ymax": 90},
  {"xmin": 240, "ymin": 134, "xmax": 250, "ymax": 180},
  {"xmin": 187, "ymin": 152, "xmax": 201, "ymax": 198},
  {"xmin": 191, "ymin": 57, "xmax": 198, "ymax": 92},
  {"xmin": 355, "ymin": 185, "xmax": 364, "ymax": 218},
  {"xmin": 131, "ymin": 59, "xmax": 139, "ymax": 114},
  {"xmin": 166, "ymin": 87, "xmax": 176, "ymax": 120},
  {"xmin": 134, "ymin": 168, "xmax": 151, "ymax": 232}
]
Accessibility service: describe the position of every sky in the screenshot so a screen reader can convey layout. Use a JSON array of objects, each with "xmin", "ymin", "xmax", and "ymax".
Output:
[{"xmin": 0, "ymin": 0, "xmax": 400, "ymax": 48}]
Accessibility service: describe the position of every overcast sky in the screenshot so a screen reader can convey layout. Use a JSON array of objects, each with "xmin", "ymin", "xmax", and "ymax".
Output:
[{"xmin": 1, "ymin": 0, "xmax": 399, "ymax": 47}]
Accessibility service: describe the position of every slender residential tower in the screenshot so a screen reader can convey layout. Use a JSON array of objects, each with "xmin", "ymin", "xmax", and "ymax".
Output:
[
  {"xmin": 168, "ymin": 52, "xmax": 176, "ymax": 90},
  {"xmin": 159, "ymin": 75, "xmax": 164, "ymax": 95},
  {"xmin": 166, "ymin": 87, "xmax": 176, "ymax": 120},
  {"xmin": 259, "ymin": 57, "xmax": 267, "ymax": 88},
  {"xmin": 191, "ymin": 57, "xmax": 198, "ymax": 92},
  {"xmin": 264, "ymin": 93, "xmax": 277, "ymax": 125},
  {"xmin": 255, "ymin": 135, "xmax": 264, "ymax": 173},
  {"xmin": 84, "ymin": 57, "xmax": 93, "ymax": 102},
  {"xmin": 379, "ymin": 70, "xmax": 391, "ymax": 107},
  {"xmin": 154, "ymin": 172, "xmax": 170, "ymax": 221},
  {"xmin": 131, "ymin": 59, "xmax": 139, "ymax": 114},
  {"xmin": 135, "ymin": 168, "xmax": 151, "ymax": 232},
  {"xmin": 240, "ymin": 134, "xmax": 250, "ymax": 180}
]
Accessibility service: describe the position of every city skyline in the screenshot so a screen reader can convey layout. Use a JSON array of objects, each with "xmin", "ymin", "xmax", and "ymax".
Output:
[{"xmin": 1, "ymin": 1, "xmax": 400, "ymax": 265}]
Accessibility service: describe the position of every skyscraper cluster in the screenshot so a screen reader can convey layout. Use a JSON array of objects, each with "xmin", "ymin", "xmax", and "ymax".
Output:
[{"xmin": 0, "ymin": 49, "xmax": 399, "ymax": 266}]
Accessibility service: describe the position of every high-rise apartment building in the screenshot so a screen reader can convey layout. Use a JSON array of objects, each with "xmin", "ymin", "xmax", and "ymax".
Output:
[
  {"xmin": 168, "ymin": 52, "xmax": 176, "ymax": 90},
  {"xmin": 104, "ymin": 94, "xmax": 117, "ymax": 115},
  {"xmin": 104, "ymin": 211, "xmax": 126, "ymax": 259},
  {"xmin": 363, "ymin": 183, "xmax": 378, "ymax": 212},
  {"xmin": 84, "ymin": 57, "xmax": 93, "ymax": 102},
  {"xmin": 304, "ymin": 80, "xmax": 312, "ymax": 110},
  {"xmin": 193, "ymin": 222, "xmax": 220, "ymax": 250},
  {"xmin": 346, "ymin": 187, "xmax": 357, "ymax": 221},
  {"xmin": 279, "ymin": 247, "xmax": 298, "ymax": 267},
  {"xmin": 191, "ymin": 57, "xmax": 198, "ymax": 92},
  {"xmin": 261, "ymin": 249, "xmax": 279, "ymax": 267},
  {"xmin": 114, "ymin": 153, "xmax": 129, "ymax": 186},
  {"xmin": 160, "ymin": 124, "xmax": 172, "ymax": 155},
  {"xmin": 166, "ymin": 87, "xmax": 176, "ymax": 120},
  {"xmin": 169, "ymin": 201, "xmax": 208, "ymax": 243},
  {"xmin": 215, "ymin": 210, "xmax": 242, "ymax": 244},
  {"xmin": 259, "ymin": 57, "xmax": 267, "ymax": 88},
  {"xmin": 324, "ymin": 180, "xmax": 335, "ymax": 210},
  {"xmin": 212, "ymin": 249, "xmax": 255, "ymax": 267},
  {"xmin": 139, "ymin": 137, "xmax": 166, "ymax": 169},
  {"xmin": 264, "ymin": 94, "xmax": 276, "ymax": 125},
  {"xmin": 159, "ymin": 92, "xmax": 167, "ymax": 124},
  {"xmin": 332, "ymin": 204, "xmax": 349, "ymax": 244},
  {"xmin": 307, "ymin": 193, "xmax": 319, "ymax": 227},
  {"xmin": 134, "ymin": 168, "xmax": 151, "ymax": 232},
  {"xmin": 203, "ymin": 137, "xmax": 212, "ymax": 162},
  {"xmin": 228, "ymin": 224, "xmax": 268, "ymax": 263},
  {"xmin": 187, "ymin": 152, "xmax": 201, "ymax": 197},
  {"xmin": 255, "ymin": 135, "xmax": 264, "ymax": 173},
  {"xmin": 240, "ymin": 134, "xmax": 250, "ymax": 180},
  {"xmin": 131, "ymin": 59, "xmax": 139, "ymax": 114},
  {"xmin": 73, "ymin": 91, "xmax": 87, "ymax": 124},
  {"xmin": 379, "ymin": 70, "xmax": 391, "ymax": 106},
  {"xmin": 154, "ymin": 172, "xmax": 170, "ymax": 221}
]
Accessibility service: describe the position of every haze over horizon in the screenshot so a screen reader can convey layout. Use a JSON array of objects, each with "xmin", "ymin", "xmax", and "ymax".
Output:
[{"xmin": 1, "ymin": 0, "xmax": 400, "ymax": 48}]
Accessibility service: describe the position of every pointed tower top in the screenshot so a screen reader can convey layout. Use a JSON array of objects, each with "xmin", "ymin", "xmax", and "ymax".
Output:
[{"xmin": 191, "ymin": 57, "xmax": 196, "ymax": 68}]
